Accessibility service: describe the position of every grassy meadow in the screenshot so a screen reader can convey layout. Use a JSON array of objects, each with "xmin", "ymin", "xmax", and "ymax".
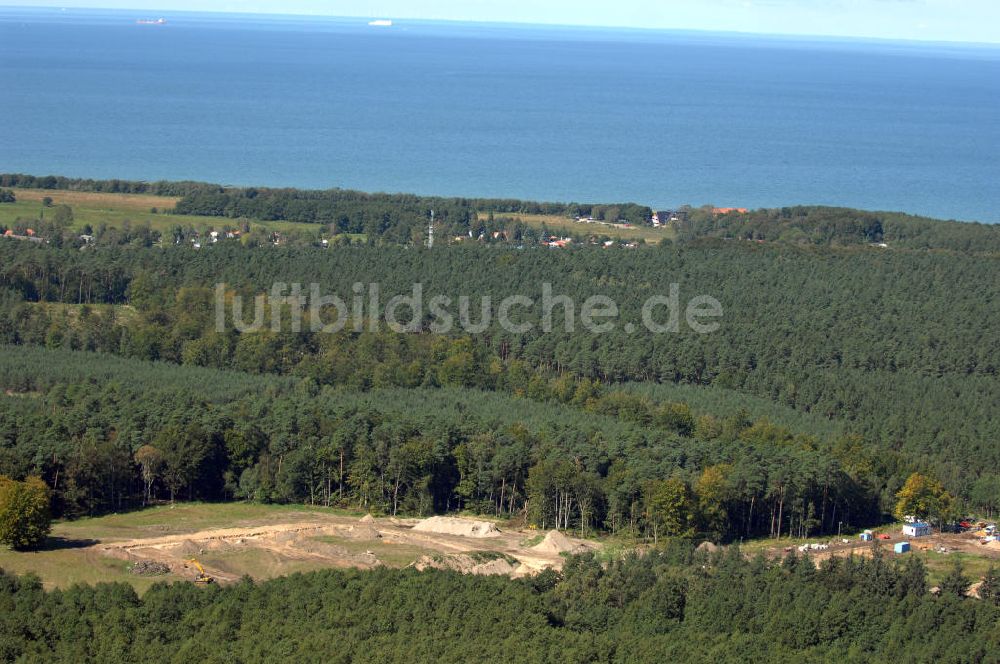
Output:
[
  {"xmin": 479, "ymin": 211, "xmax": 674, "ymax": 244},
  {"xmin": 0, "ymin": 503, "xmax": 341, "ymax": 592},
  {"xmin": 1, "ymin": 188, "xmax": 326, "ymax": 235}
]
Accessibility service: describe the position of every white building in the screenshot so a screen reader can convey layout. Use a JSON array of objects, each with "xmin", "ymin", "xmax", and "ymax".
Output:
[{"xmin": 902, "ymin": 522, "xmax": 932, "ymax": 538}]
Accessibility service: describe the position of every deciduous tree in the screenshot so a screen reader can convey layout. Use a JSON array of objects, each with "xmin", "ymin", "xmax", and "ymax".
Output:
[
  {"xmin": 0, "ymin": 476, "xmax": 52, "ymax": 550},
  {"xmin": 894, "ymin": 473, "xmax": 954, "ymax": 525}
]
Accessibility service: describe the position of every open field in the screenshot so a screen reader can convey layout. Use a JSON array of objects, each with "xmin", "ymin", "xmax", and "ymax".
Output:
[
  {"xmin": 1, "ymin": 188, "xmax": 324, "ymax": 235},
  {"xmin": 480, "ymin": 211, "xmax": 675, "ymax": 243},
  {"xmin": 0, "ymin": 503, "xmax": 597, "ymax": 592},
  {"xmin": 0, "ymin": 504, "xmax": 328, "ymax": 591},
  {"xmin": 11, "ymin": 188, "xmax": 181, "ymax": 212}
]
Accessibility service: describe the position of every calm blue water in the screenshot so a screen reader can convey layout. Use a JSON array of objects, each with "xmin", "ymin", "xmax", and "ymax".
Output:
[{"xmin": 1, "ymin": 8, "xmax": 999, "ymax": 221}]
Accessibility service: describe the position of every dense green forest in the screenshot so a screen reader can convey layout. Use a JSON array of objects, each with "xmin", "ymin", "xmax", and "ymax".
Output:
[
  {"xmin": 2, "ymin": 177, "xmax": 1000, "ymax": 544},
  {"xmin": 0, "ymin": 236, "xmax": 1000, "ymax": 535},
  {"xmin": 3, "ymin": 176, "xmax": 1000, "ymax": 660},
  {"xmin": 1, "ymin": 240, "xmax": 997, "ymax": 508},
  {"xmin": 0, "ymin": 346, "xmax": 881, "ymax": 540},
  {"xmin": 2, "ymin": 544, "xmax": 998, "ymax": 662}
]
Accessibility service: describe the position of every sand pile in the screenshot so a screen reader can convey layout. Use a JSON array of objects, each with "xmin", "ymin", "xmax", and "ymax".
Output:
[
  {"xmin": 337, "ymin": 514, "xmax": 382, "ymax": 540},
  {"xmin": 175, "ymin": 539, "xmax": 205, "ymax": 556},
  {"xmin": 412, "ymin": 516, "xmax": 501, "ymax": 538},
  {"xmin": 531, "ymin": 530, "xmax": 587, "ymax": 555},
  {"xmin": 414, "ymin": 553, "xmax": 519, "ymax": 576},
  {"xmin": 343, "ymin": 524, "xmax": 381, "ymax": 541},
  {"xmin": 470, "ymin": 557, "xmax": 520, "ymax": 576}
]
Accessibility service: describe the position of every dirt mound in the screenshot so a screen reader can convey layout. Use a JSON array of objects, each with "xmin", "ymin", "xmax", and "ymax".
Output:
[
  {"xmin": 470, "ymin": 557, "xmax": 519, "ymax": 576},
  {"xmin": 359, "ymin": 514, "xmax": 376, "ymax": 524},
  {"xmin": 174, "ymin": 539, "xmax": 205, "ymax": 556},
  {"xmin": 412, "ymin": 516, "xmax": 501, "ymax": 538},
  {"xmin": 342, "ymin": 524, "xmax": 381, "ymax": 541},
  {"xmin": 983, "ymin": 539, "xmax": 1000, "ymax": 551},
  {"xmin": 129, "ymin": 560, "xmax": 171, "ymax": 576},
  {"xmin": 414, "ymin": 553, "xmax": 519, "ymax": 576},
  {"xmin": 414, "ymin": 554, "xmax": 448, "ymax": 571},
  {"xmin": 697, "ymin": 541, "xmax": 720, "ymax": 553},
  {"xmin": 531, "ymin": 530, "xmax": 586, "ymax": 555}
]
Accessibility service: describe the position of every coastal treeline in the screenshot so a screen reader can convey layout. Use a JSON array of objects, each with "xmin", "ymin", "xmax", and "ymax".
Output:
[
  {"xmin": 173, "ymin": 187, "xmax": 653, "ymax": 229},
  {"xmin": 0, "ymin": 173, "xmax": 653, "ymax": 229},
  {"xmin": 1, "ymin": 545, "xmax": 998, "ymax": 662},
  {"xmin": 7, "ymin": 174, "xmax": 1000, "ymax": 252},
  {"xmin": 0, "ymin": 174, "xmax": 207, "ymax": 198},
  {"xmin": 677, "ymin": 205, "xmax": 1000, "ymax": 252}
]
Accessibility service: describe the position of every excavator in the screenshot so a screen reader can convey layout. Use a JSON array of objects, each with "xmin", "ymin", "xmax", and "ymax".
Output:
[{"xmin": 185, "ymin": 558, "xmax": 215, "ymax": 585}]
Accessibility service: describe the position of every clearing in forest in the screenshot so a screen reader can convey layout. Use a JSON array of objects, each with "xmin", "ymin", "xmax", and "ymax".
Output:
[{"xmin": 0, "ymin": 503, "xmax": 598, "ymax": 591}]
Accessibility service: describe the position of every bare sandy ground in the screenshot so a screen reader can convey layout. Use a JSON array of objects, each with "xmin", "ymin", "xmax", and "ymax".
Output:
[{"xmin": 98, "ymin": 513, "xmax": 596, "ymax": 584}]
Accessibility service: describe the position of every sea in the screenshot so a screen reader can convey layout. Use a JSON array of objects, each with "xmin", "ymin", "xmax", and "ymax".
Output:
[{"xmin": 1, "ymin": 8, "xmax": 998, "ymax": 222}]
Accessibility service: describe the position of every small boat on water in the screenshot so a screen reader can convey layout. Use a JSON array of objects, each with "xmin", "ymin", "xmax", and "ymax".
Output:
[
  {"xmin": 368, "ymin": 19, "xmax": 393, "ymax": 27},
  {"xmin": 136, "ymin": 18, "xmax": 167, "ymax": 25}
]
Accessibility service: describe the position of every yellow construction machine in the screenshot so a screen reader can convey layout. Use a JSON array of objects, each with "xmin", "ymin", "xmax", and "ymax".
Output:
[{"xmin": 185, "ymin": 558, "xmax": 215, "ymax": 585}]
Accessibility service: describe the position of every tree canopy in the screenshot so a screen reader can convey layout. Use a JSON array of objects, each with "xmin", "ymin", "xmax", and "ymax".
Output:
[{"xmin": 0, "ymin": 476, "xmax": 51, "ymax": 550}]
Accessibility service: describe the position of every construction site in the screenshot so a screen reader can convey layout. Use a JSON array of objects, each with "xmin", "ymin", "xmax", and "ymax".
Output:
[
  {"xmin": 761, "ymin": 522, "xmax": 1000, "ymax": 592},
  {"xmin": 92, "ymin": 510, "xmax": 597, "ymax": 586},
  {"xmin": 7, "ymin": 499, "xmax": 1000, "ymax": 597},
  {"xmin": 0, "ymin": 504, "xmax": 602, "ymax": 590},
  {"xmin": 766, "ymin": 522, "xmax": 1000, "ymax": 558}
]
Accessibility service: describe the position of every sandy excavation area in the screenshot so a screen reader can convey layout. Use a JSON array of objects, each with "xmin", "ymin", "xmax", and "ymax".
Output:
[
  {"xmin": 764, "ymin": 529, "xmax": 1000, "ymax": 567},
  {"xmin": 99, "ymin": 512, "xmax": 598, "ymax": 584}
]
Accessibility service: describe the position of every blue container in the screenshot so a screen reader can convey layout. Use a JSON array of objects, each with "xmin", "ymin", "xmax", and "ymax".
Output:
[
  {"xmin": 860, "ymin": 533, "xmax": 873, "ymax": 542},
  {"xmin": 894, "ymin": 542, "xmax": 911, "ymax": 554}
]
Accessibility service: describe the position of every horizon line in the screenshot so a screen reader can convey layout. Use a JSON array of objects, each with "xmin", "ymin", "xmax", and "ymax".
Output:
[{"xmin": 2, "ymin": 4, "xmax": 999, "ymax": 48}]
